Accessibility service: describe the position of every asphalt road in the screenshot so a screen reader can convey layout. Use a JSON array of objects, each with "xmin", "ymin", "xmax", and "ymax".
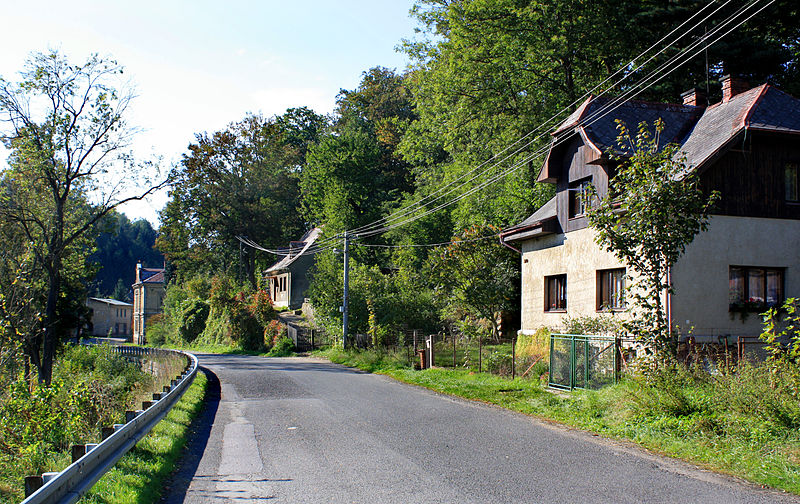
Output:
[{"xmin": 162, "ymin": 354, "xmax": 799, "ymax": 503}]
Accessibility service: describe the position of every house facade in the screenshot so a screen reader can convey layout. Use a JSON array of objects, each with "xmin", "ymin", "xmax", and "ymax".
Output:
[
  {"xmin": 264, "ymin": 228, "xmax": 321, "ymax": 310},
  {"xmin": 502, "ymin": 76, "xmax": 800, "ymax": 340},
  {"xmin": 86, "ymin": 297, "xmax": 133, "ymax": 338},
  {"xmin": 132, "ymin": 263, "xmax": 166, "ymax": 344}
]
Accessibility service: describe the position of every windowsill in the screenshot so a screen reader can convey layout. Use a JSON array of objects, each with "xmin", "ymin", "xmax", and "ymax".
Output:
[
  {"xmin": 596, "ymin": 308, "xmax": 626, "ymax": 313},
  {"xmin": 568, "ymin": 214, "xmax": 587, "ymax": 221},
  {"xmin": 545, "ymin": 309, "xmax": 567, "ymax": 313}
]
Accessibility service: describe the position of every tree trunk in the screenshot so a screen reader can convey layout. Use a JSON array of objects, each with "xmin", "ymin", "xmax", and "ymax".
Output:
[{"xmin": 40, "ymin": 260, "xmax": 61, "ymax": 385}]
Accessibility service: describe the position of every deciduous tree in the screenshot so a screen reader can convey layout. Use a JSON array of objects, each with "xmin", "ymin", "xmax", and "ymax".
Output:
[
  {"xmin": 588, "ymin": 120, "xmax": 718, "ymax": 356},
  {"xmin": 0, "ymin": 50, "xmax": 165, "ymax": 384}
]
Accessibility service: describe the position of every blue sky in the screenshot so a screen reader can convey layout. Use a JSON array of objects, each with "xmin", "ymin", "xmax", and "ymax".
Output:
[{"xmin": 0, "ymin": 1, "xmax": 420, "ymax": 224}]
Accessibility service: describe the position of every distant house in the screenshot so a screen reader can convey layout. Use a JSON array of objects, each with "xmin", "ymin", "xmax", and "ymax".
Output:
[
  {"xmin": 86, "ymin": 297, "xmax": 133, "ymax": 339},
  {"xmin": 264, "ymin": 228, "xmax": 321, "ymax": 310},
  {"xmin": 132, "ymin": 262, "xmax": 166, "ymax": 345},
  {"xmin": 501, "ymin": 76, "xmax": 800, "ymax": 341}
]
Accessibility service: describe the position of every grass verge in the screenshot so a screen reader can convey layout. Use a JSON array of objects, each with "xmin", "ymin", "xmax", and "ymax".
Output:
[
  {"xmin": 80, "ymin": 371, "xmax": 208, "ymax": 504},
  {"xmin": 315, "ymin": 347, "xmax": 800, "ymax": 496}
]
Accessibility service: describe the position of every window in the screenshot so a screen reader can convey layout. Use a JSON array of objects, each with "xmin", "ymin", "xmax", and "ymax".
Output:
[
  {"xmin": 597, "ymin": 268, "xmax": 626, "ymax": 310},
  {"xmin": 569, "ymin": 178, "xmax": 592, "ymax": 218},
  {"xmin": 122, "ymin": 323, "xmax": 127, "ymax": 334},
  {"xmin": 729, "ymin": 266, "xmax": 783, "ymax": 311},
  {"xmin": 545, "ymin": 275, "xmax": 567, "ymax": 311},
  {"xmin": 786, "ymin": 163, "xmax": 799, "ymax": 202}
]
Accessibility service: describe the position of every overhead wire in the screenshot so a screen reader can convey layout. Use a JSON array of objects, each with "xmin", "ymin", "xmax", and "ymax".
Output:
[
  {"xmin": 268, "ymin": 0, "xmax": 732, "ymax": 255},
  {"xmin": 241, "ymin": 0, "xmax": 771, "ymax": 255},
  {"xmin": 351, "ymin": 0, "xmax": 772, "ymax": 240},
  {"xmin": 334, "ymin": 0, "xmax": 733, "ymax": 240}
]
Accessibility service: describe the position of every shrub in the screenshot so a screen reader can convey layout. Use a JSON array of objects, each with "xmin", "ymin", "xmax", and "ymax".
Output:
[
  {"xmin": 263, "ymin": 320, "xmax": 286, "ymax": 351},
  {"xmin": 268, "ymin": 336, "xmax": 295, "ymax": 357},
  {"xmin": 178, "ymin": 299, "xmax": 210, "ymax": 343},
  {"xmin": 562, "ymin": 314, "xmax": 624, "ymax": 336}
]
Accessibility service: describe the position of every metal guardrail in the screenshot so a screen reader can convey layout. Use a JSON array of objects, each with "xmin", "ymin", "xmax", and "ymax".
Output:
[{"xmin": 21, "ymin": 347, "xmax": 199, "ymax": 504}]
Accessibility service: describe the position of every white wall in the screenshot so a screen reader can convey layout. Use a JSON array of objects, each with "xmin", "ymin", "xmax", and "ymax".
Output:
[{"xmin": 671, "ymin": 215, "xmax": 800, "ymax": 337}]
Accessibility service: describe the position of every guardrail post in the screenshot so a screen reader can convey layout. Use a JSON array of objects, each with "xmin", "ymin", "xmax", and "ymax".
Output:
[
  {"xmin": 101, "ymin": 427, "xmax": 115, "ymax": 440},
  {"xmin": 163, "ymin": 385, "xmax": 171, "ymax": 393},
  {"xmin": 152, "ymin": 392, "xmax": 162, "ymax": 400},
  {"xmin": 71, "ymin": 444, "xmax": 87, "ymax": 463},
  {"xmin": 24, "ymin": 476, "xmax": 43, "ymax": 496},
  {"xmin": 142, "ymin": 400, "xmax": 153, "ymax": 410},
  {"xmin": 125, "ymin": 411, "xmax": 138, "ymax": 423}
]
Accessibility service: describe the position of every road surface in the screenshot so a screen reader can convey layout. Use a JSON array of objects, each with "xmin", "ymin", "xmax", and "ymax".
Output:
[{"xmin": 162, "ymin": 354, "xmax": 798, "ymax": 503}]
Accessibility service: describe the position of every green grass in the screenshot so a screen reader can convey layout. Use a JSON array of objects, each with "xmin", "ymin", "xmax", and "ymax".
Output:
[
  {"xmin": 315, "ymin": 347, "xmax": 800, "ymax": 496},
  {"xmin": 80, "ymin": 371, "xmax": 208, "ymax": 504}
]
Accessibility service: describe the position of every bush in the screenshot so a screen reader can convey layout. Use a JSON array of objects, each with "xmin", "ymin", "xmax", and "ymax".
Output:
[
  {"xmin": 562, "ymin": 314, "xmax": 624, "ymax": 336},
  {"xmin": 268, "ymin": 336, "xmax": 295, "ymax": 357},
  {"xmin": 0, "ymin": 344, "xmax": 153, "ymax": 478},
  {"xmin": 263, "ymin": 320, "xmax": 286, "ymax": 351},
  {"xmin": 178, "ymin": 299, "xmax": 210, "ymax": 343}
]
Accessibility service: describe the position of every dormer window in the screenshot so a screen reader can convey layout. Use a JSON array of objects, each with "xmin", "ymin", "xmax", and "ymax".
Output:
[{"xmin": 569, "ymin": 178, "xmax": 592, "ymax": 218}]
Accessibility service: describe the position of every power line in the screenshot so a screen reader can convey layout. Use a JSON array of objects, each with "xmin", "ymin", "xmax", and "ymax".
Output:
[
  {"xmin": 351, "ymin": 0, "xmax": 771, "ymax": 240},
  {"xmin": 242, "ymin": 0, "xmax": 771, "ymax": 257},
  {"xmin": 336, "ymin": 0, "xmax": 734, "ymax": 240}
]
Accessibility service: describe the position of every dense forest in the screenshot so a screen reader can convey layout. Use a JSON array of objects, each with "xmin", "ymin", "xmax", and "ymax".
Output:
[{"xmin": 90, "ymin": 212, "xmax": 163, "ymax": 301}]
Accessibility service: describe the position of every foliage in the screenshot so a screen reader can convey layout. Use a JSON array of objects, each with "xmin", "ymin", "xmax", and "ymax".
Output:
[
  {"xmin": 515, "ymin": 328, "xmax": 550, "ymax": 361},
  {"xmin": 588, "ymin": 120, "xmax": 718, "ymax": 357},
  {"xmin": 178, "ymin": 299, "xmax": 210, "ymax": 343},
  {"xmin": 0, "ymin": 344, "xmax": 158, "ymax": 499},
  {"xmin": 267, "ymin": 336, "xmax": 295, "ymax": 357},
  {"xmin": 158, "ymin": 109, "xmax": 325, "ymax": 286},
  {"xmin": 0, "ymin": 50, "xmax": 164, "ymax": 384},
  {"xmin": 263, "ymin": 320, "xmax": 286, "ymax": 351},
  {"xmin": 561, "ymin": 314, "xmax": 625, "ymax": 337},
  {"xmin": 760, "ymin": 298, "xmax": 800, "ymax": 399},
  {"xmin": 427, "ymin": 224, "xmax": 517, "ymax": 339}
]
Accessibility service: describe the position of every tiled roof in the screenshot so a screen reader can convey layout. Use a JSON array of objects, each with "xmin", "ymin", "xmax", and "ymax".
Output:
[
  {"xmin": 141, "ymin": 270, "xmax": 165, "ymax": 283},
  {"xmin": 136, "ymin": 267, "xmax": 165, "ymax": 284},
  {"xmin": 265, "ymin": 227, "xmax": 322, "ymax": 274},
  {"xmin": 555, "ymin": 96, "xmax": 702, "ymax": 154},
  {"xmin": 511, "ymin": 84, "xmax": 800, "ymax": 234}
]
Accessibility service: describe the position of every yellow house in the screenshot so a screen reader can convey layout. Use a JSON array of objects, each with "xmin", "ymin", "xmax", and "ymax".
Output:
[{"xmin": 132, "ymin": 263, "xmax": 166, "ymax": 345}]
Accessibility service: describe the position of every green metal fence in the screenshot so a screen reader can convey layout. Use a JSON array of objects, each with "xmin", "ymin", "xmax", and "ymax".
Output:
[{"xmin": 549, "ymin": 334, "xmax": 618, "ymax": 390}]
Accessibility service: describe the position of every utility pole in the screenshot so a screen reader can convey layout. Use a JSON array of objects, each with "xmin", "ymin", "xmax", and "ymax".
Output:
[{"xmin": 342, "ymin": 231, "xmax": 350, "ymax": 348}]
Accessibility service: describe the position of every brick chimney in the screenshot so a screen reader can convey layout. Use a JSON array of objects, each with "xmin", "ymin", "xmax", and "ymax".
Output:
[
  {"xmin": 721, "ymin": 74, "xmax": 749, "ymax": 103},
  {"xmin": 681, "ymin": 87, "xmax": 707, "ymax": 107}
]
